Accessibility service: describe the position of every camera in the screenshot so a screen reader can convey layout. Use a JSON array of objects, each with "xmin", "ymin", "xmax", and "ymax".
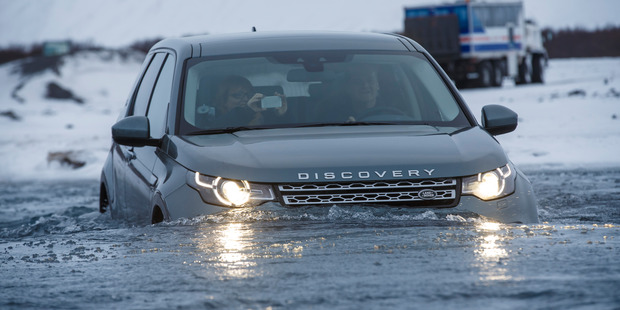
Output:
[{"xmin": 260, "ymin": 96, "xmax": 282, "ymax": 109}]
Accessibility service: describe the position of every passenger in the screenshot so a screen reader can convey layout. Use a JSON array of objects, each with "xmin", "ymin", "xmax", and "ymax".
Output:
[{"xmin": 205, "ymin": 75, "xmax": 287, "ymax": 127}]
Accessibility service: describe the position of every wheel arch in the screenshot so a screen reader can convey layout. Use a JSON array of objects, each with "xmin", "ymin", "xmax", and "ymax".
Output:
[
  {"xmin": 151, "ymin": 191, "xmax": 171, "ymax": 224},
  {"xmin": 99, "ymin": 170, "xmax": 114, "ymax": 214},
  {"xmin": 99, "ymin": 181, "xmax": 109, "ymax": 214}
]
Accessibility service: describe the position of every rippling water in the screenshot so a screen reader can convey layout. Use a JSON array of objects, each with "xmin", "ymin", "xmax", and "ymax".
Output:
[{"xmin": 1, "ymin": 169, "xmax": 619, "ymax": 309}]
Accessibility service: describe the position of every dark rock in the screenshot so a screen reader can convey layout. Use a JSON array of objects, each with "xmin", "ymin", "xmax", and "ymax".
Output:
[
  {"xmin": 567, "ymin": 89, "xmax": 586, "ymax": 97},
  {"xmin": 45, "ymin": 82, "xmax": 84, "ymax": 104},
  {"xmin": 11, "ymin": 82, "xmax": 25, "ymax": 103},
  {"xmin": 47, "ymin": 151, "xmax": 86, "ymax": 169},
  {"xmin": 13, "ymin": 55, "xmax": 63, "ymax": 77},
  {"xmin": 0, "ymin": 110, "xmax": 21, "ymax": 121}
]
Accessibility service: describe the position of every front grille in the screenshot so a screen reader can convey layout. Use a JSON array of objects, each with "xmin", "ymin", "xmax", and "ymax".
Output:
[{"xmin": 277, "ymin": 179, "xmax": 459, "ymax": 207}]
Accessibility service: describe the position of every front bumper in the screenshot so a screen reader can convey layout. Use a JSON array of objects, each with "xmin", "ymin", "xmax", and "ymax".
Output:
[{"xmin": 162, "ymin": 169, "xmax": 538, "ymax": 224}]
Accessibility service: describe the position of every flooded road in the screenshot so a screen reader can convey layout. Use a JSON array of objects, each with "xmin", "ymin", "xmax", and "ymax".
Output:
[{"xmin": 1, "ymin": 168, "xmax": 619, "ymax": 309}]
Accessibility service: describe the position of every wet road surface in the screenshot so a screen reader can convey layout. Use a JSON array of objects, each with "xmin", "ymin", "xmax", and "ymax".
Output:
[{"xmin": 1, "ymin": 168, "xmax": 619, "ymax": 309}]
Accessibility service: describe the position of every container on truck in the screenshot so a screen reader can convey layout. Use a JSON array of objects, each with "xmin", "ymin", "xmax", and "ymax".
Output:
[{"xmin": 404, "ymin": 0, "xmax": 547, "ymax": 87}]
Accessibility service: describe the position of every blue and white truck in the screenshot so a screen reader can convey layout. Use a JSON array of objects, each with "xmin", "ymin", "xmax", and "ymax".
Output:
[{"xmin": 404, "ymin": 0, "xmax": 547, "ymax": 87}]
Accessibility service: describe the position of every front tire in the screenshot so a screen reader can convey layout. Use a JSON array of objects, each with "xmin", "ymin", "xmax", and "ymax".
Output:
[
  {"xmin": 476, "ymin": 61, "xmax": 493, "ymax": 88},
  {"xmin": 531, "ymin": 54, "xmax": 545, "ymax": 83},
  {"xmin": 516, "ymin": 55, "xmax": 532, "ymax": 85},
  {"xmin": 152, "ymin": 206, "xmax": 164, "ymax": 224},
  {"xmin": 491, "ymin": 60, "xmax": 504, "ymax": 87},
  {"xmin": 99, "ymin": 184, "xmax": 109, "ymax": 214},
  {"xmin": 100, "ymin": 183, "xmax": 119, "ymax": 218}
]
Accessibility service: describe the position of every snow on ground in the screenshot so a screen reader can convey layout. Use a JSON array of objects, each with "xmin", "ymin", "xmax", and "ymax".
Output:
[
  {"xmin": 461, "ymin": 58, "xmax": 620, "ymax": 170},
  {"xmin": 0, "ymin": 51, "xmax": 143, "ymax": 181},
  {"xmin": 0, "ymin": 53, "xmax": 619, "ymax": 182}
]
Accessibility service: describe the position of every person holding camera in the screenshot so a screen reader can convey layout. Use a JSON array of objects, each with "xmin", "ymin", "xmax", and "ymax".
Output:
[{"xmin": 210, "ymin": 75, "xmax": 287, "ymax": 127}]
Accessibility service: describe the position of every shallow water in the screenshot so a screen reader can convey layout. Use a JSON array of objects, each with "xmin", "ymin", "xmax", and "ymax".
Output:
[{"xmin": 1, "ymin": 169, "xmax": 619, "ymax": 309}]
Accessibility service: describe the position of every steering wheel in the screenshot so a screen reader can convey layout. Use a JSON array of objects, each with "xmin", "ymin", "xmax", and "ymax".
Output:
[{"xmin": 356, "ymin": 106, "xmax": 412, "ymax": 122}]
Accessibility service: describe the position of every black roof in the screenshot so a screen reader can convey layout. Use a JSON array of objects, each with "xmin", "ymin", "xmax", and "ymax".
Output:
[{"xmin": 149, "ymin": 31, "xmax": 425, "ymax": 59}]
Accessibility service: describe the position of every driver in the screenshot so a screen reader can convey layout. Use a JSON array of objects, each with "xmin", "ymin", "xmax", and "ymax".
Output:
[
  {"xmin": 320, "ymin": 66, "xmax": 384, "ymax": 122},
  {"xmin": 344, "ymin": 66, "xmax": 380, "ymax": 121}
]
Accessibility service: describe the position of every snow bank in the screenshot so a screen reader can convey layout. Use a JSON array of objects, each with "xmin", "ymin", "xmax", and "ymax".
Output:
[
  {"xmin": 461, "ymin": 58, "xmax": 620, "ymax": 170},
  {"xmin": 1, "ymin": 53, "xmax": 619, "ymax": 182},
  {"xmin": 0, "ymin": 51, "xmax": 143, "ymax": 181}
]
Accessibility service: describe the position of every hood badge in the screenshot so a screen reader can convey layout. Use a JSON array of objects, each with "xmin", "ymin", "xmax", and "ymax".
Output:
[{"xmin": 297, "ymin": 169, "xmax": 435, "ymax": 180}]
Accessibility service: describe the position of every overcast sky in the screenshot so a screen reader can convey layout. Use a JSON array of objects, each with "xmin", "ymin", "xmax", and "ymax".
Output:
[
  {"xmin": 0, "ymin": 0, "xmax": 618, "ymax": 48},
  {"xmin": 524, "ymin": 0, "xmax": 619, "ymax": 29}
]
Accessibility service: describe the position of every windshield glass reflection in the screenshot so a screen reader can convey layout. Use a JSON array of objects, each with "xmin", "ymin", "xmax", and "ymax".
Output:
[{"xmin": 181, "ymin": 51, "xmax": 470, "ymax": 134}]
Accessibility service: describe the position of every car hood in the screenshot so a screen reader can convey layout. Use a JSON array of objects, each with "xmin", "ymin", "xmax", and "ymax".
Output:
[{"xmin": 171, "ymin": 125, "xmax": 509, "ymax": 183}]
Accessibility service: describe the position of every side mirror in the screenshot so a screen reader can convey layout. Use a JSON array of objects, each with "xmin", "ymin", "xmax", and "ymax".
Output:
[
  {"xmin": 112, "ymin": 116, "xmax": 160, "ymax": 147},
  {"xmin": 481, "ymin": 105, "xmax": 518, "ymax": 136}
]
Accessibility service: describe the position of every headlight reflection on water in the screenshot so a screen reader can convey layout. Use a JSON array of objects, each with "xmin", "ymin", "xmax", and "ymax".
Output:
[
  {"xmin": 218, "ymin": 223, "xmax": 252, "ymax": 264},
  {"xmin": 478, "ymin": 222, "xmax": 501, "ymax": 231},
  {"xmin": 191, "ymin": 222, "xmax": 258, "ymax": 279},
  {"xmin": 474, "ymin": 222, "xmax": 513, "ymax": 282},
  {"xmin": 479, "ymin": 235, "xmax": 508, "ymax": 260},
  {"xmin": 191, "ymin": 220, "xmax": 305, "ymax": 279}
]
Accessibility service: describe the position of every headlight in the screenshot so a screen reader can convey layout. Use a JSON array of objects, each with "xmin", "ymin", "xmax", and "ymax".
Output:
[
  {"xmin": 188, "ymin": 172, "xmax": 275, "ymax": 207},
  {"xmin": 462, "ymin": 164, "xmax": 515, "ymax": 200}
]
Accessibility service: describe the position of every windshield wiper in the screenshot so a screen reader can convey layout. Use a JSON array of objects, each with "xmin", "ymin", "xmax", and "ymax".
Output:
[
  {"xmin": 186, "ymin": 122, "xmax": 431, "ymax": 135},
  {"xmin": 292, "ymin": 121, "xmax": 402, "ymax": 128},
  {"xmin": 185, "ymin": 126, "xmax": 268, "ymax": 135}
]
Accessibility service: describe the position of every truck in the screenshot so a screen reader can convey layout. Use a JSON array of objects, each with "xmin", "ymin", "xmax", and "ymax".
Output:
[{"xmin": 404, "ymin": 0, "xmax": 547, "ymax": 88}]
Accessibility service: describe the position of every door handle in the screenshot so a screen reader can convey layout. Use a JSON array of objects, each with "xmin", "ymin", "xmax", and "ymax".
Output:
[
  {"xmin": 128, "ymin": 148, "xmax": 136, "ymax": 160},
  {"xmin": 122, "ymin": 148, "xmax": 136, "ymax": 160}
]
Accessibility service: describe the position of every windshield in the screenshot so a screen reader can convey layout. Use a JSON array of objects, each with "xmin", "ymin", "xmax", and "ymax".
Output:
[{"xmin": 179, "ymin": 51, "xmax": 471, "ymax": 134}]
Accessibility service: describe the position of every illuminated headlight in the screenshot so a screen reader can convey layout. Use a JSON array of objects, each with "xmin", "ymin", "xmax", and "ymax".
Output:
[
  {"xmin": 462, "ymin": 164, "xmax": 516, "ymax": 200},
  {"xmin": 187, "ymin": 172, "xmax": 275, "ymax": 207}
]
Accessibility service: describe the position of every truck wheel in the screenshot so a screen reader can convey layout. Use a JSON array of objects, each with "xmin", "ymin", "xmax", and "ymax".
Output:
[
  {"xmin": 531, "ymin": 54, "xmax": 545, "ymax": 83},
  {"xmin": 455, "ymin": 79, "xmax": 468, "ymax": 89},
  {"xmin": 477, "ymin": 61, "xmax": 493, "ymax": 88},
  {"xmin": 491, "ymin": 61, "xmax": 504, "ymax": 87},
  {"xmin": 516, "ymin": 56, "xmax": 532, "ymax": 85}
]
